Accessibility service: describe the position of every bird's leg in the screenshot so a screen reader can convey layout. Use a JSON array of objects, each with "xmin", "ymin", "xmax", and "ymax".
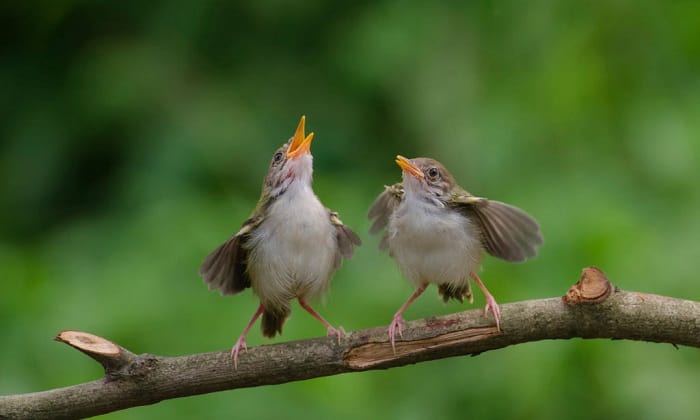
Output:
[
  {"xmin": 388, "ymin": 283, "xmax": 428, "ymax": 353},
  {"xmin": 298, "ymin": 298, "xmax": 346, "ymax": 342},
  {"xmin": 231, "ymin": 304, "xmax": 264, "ymax": 369},
  {"xmin": 470, "ymin": 273, "xmax": 501, "ymax": 331}
]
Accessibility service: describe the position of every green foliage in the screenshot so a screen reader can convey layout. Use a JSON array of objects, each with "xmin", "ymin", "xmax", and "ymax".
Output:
[{"xmin": 2, "ymin": 1, "xmax": 699, "ymax": 418}]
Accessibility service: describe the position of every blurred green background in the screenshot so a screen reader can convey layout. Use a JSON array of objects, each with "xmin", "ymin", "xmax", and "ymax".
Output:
[{"xmin": 2, "ymin": 1, "xmax": 699, "ymax": 419}]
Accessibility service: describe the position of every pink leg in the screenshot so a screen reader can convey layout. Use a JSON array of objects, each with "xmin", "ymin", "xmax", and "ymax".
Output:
[
  {"xmin": 388, "ymin": 283, "xmax": 428, "ymax": 353},
  {"xmin": 298, "ymin": 298, "xmax": 346, "ymax": 342},
  {"xmin": 231, "ymin": 304, "xmax": 264, "ymax": 369},
  {"xmin": 470, "ymin": 273, "xmax": 501, "ymax": 331}
]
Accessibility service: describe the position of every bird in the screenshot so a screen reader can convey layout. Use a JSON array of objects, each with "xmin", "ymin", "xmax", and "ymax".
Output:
[
  {"xmin": 368, "ymin": 155, "xmax": 542, "ymax": 350},
  {"xmin": 200, "ymin": 116, "xmax": 361, "ymax": 368}
]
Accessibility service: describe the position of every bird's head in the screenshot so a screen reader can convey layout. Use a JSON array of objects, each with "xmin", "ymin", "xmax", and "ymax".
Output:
[
  {"xmin": 395, "ymin": 155, "xmax": 457, "ymax": 204},
  {"xmin": 264, "ymin": 116, "xmax": 315, "ymax": 197}
]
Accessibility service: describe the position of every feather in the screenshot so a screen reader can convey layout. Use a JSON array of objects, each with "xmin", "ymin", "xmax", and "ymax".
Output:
[
  {"xmin": 329, "ymin": 211, "xmax": 362, "ymax": 266},
  {"xmin": 199, "ymin": 216, "xmax": 261, "ymax": 295},
  {"xmin": 367, "ymin": 184, "xmax": 403, "ymax": 234},
  {"xmin": 461, "ymin": 200, "xmax": 543, "ymax": 262}
]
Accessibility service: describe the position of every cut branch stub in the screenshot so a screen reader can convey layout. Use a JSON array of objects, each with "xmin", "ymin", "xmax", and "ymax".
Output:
[
  {"xmin": 55, "ymin": 330, "xmax": 135, "ymax": 375},
  {"xmin": 563, "ymin": 266, "xmax": 613, "ymax": 304}
]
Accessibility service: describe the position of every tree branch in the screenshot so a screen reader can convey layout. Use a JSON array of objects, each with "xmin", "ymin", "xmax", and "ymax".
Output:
[{"xmin": 2, "ymin": 267, "xmax": 699, "ymax": 419}]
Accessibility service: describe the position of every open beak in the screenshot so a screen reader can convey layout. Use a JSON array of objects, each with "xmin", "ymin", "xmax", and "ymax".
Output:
[
  {"xmin": 287, "ymin": 115, "xmax": 314, "ymax": 159},
  {"xmin": 395, "ymin": 155, "xmax": 424, "ymax": 179}
]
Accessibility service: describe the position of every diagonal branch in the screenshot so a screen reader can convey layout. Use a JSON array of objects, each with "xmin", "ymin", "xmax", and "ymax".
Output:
[{"xmin": 1, "ymin": 267, "xmax": 699, "ymax": 419}]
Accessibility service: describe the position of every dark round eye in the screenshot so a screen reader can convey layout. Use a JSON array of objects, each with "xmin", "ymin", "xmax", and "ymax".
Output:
[
  {"xmin": 273, "ymin": 151, "xmax": 284, "ymax": 164},
  {"xmin": 427, "ymin": 167, "xmax": 439, "ymax": 179}
]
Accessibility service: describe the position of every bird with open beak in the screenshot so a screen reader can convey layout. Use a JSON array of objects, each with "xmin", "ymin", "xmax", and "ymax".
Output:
[
  {"xmin": 200, "ymin": 116, "xmax": 361, "ymax": 368},
  {"xmin": 368, "ymin": 156, "xmax": 542, "ymax": 350}
]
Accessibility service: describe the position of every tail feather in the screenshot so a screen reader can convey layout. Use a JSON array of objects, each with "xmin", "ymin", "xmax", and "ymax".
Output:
[
  {"xmin": 438, "ymin": 283, "xmax": 474, "ymax": 304},
  {"xmin": 261, "ymin": 306, "xmax": 291, "ymax": 338}
]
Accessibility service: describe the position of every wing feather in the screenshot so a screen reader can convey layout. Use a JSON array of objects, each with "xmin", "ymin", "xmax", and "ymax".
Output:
[
  {"xmin": 329, "ymin": 211, "xmax": 362, "ymax": 268},
  {"xmin": 367, "ymin": 184, "xmax": 403, "ymax": 251},
  {"xmin": 367, "ymin": 184, "xmax": 403, "ymax": 234},
  {"xmin": 454, "ymin": 197, "xmax": 543, "ymax": 263},
  {"xmin": 199, "ymin": 216, "xmax": 261, "ymax": 295}
]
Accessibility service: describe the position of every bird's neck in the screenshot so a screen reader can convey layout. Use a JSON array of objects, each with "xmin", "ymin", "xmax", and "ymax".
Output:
[
  {"xmin": 267, "ymin": 179, "xmax": 324, "ymax": 222},
  {"xmin": 403, "ymin": 184, "xmax": 448, "ymax": 211},
  {"xmin": 268, "ymin": 156, "xmax": 314, "ymax": 199}
]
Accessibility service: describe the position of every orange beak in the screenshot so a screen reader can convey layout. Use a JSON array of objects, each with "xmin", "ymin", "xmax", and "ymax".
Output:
[
  {"xmin": 287, "ymin": 115, "xmax": 314, "ymax": 159},
  {"xmin": 395, "ymin": 155, "xmax": 424, "ymax": 179}
]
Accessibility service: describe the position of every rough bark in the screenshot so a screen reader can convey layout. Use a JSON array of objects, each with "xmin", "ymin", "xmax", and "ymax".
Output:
[{"xmin": 1, "ymin": 267, "xmax": 699, "ymax": 419}]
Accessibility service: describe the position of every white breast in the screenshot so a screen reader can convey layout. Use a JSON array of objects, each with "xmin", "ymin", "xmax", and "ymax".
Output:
[
  {"xmin": 246, "ymin": 181, "xmax": 336, "ymax": 308},
  {"xmin": 387, "ymin": 194, "xmax": 482, "ymax": 289}
]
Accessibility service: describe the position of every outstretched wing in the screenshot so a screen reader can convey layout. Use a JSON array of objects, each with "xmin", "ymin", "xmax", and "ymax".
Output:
[
  {"xmin": 451, "ymin": 191, "xmax": 543, "ymax": 263},
  {"xmin": 199, "ymin": 216, "xmax": 262, "ymax": 295},
  {"xmin": 367, "ymin": 183, "xmax": 403, "ymax": 250},
  {"xmin": 329, "ymin": 210, "xmax": 362, "ymax": 268}
]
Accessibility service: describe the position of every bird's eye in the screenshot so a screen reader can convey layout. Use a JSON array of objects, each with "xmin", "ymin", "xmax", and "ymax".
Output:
[
  {"xmin": 273, "ymin": 152, "xmax": 284, "ymax": 164},
  {"xmin": 427, "ymin": 167, "xmax": 439, "ymax": 179}
]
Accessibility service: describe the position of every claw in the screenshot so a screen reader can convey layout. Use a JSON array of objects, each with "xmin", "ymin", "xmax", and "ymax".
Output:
[
  {"xmin": 231, "ymin": 336, "xmax": 248, "ymax": 370},
  {"xmin": 327, "ymin": 325, "xmax": 346, "ymax": 344},
  {"xmin": 386, "ymin": 284, "xmax": 428, "ymax": 353},
  {"xmin": 229, "ymin": 304, "xmax": 265, "ymax": 370},
  {"xmin": 388, "ymin": 315, "xmax": 405, "ymax": 353},
  {"xmin": 298, "ymin": 298, "xmax": 346, "ymax": 342},
  {"xmin": 470, "ymin": 273, "xmax": 502, "ymax": 332},
  {"xmin": 484, "ymin": 294, "xmax": 501, "ymax": 331}
]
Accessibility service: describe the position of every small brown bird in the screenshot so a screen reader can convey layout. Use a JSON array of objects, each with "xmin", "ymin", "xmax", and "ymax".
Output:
[
  {"xmin": 200, "ymin": 116, "xmax": 361, "ymax": 367},
  {"xmin": 368, "ymin": 156, "xmax": 542, "ymax": 350}
]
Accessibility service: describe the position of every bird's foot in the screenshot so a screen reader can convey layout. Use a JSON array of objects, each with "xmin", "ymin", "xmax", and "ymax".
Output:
[
  {"xmin": 483, "ymin": 295, "xmax": 501, "ymax": 332},
  {"xmin": 327, "ymin": 325, "xmax": 346, "ymax": 343},
  {"xmin": 230, "ymin": 336, "xmax": 248, "ymax": 370},
  {"xmin": 388, "ymin": 315, "xmax": 405, "ymax": 353}
]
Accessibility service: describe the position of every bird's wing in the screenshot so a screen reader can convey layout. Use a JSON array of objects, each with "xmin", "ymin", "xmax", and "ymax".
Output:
[
  {"xmin": 450, "ymin": 191, "xmax": 543, "ymax": 263},
  {"xmin": 367, "ymin": 183, "xmax": 404, "ymax": 250},
  {"xmin": 328, "ymin": 210, "xmax": 362, "ymax": 268},
  {"xmin": 199, "ymin": 216, "xmax": 262, "ymax": 295}
]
